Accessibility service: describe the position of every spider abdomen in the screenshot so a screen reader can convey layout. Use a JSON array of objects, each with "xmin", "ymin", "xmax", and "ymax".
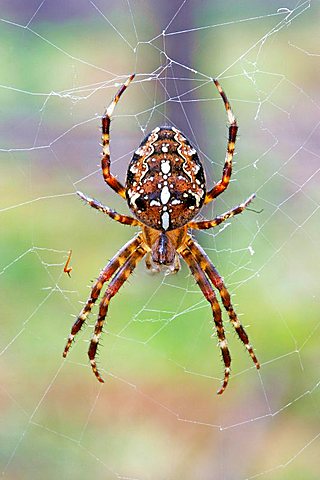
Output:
[{"xmin": 126, "ymin": 126, "xmax": 206, "ymax": 231}]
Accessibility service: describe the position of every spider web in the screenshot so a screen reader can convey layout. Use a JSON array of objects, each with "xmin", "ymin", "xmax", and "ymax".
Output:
[{"xmin": 1, "ymin": 1, "xmax": 320, "ymax": 478}]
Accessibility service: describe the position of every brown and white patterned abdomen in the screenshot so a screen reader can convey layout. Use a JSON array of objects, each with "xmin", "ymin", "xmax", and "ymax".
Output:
[{"xmin": 126, "ymin": 126, "xmax": 206, "ymax": 231}]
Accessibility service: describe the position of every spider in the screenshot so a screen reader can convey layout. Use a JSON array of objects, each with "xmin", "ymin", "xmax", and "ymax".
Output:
[{"xmin": 63, "ymin": 74, "xmax": 260, "ymax": 394}]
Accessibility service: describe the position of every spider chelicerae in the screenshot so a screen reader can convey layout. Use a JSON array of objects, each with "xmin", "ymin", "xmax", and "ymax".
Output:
[{"xmin": 63, "ymin": 74, "xmax": 260, "ymax": 394}]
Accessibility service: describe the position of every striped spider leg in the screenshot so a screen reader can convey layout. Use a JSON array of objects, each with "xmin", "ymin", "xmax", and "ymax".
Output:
[
  {"xmin": 63, "ymin": 233, "xmax": 146, "ymax": 379},
  {"xmin": 183, "ymin": 194, "xmax": 260, "ymax": 394},
  {"xmin": 179, "ymin": 243, "xmax": 231, "ymax": 394},
  {"xmin": 101, "ymin": 74, "xmax": 135, "ymax": 199},
  {"xmin": 181, "ymin": 234, "xmax": 260, "ymax": 394},
  {"xmin": 76, "ymin": 190, "xmax": 140, "ymax": 227},
  {"xmin": 205, "ymin": 79, "xmax": 238, "ymax": 204},
  {"xmin": 87, "ymin": 241, "xmax": 147, "ymax": 382},
  {"xmin": 188, "ymin": 193, "xmax": 256, "ymax": 230}
]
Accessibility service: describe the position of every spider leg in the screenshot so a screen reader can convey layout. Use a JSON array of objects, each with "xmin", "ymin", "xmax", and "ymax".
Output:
[
  {"xmin": 189, "ymin": 194, "xmax": 255, "ymax": 230},
  {"xmin": 185, "ymin": 236, "xmax": 260, "ymax": 370},
  {"xmin": 77, "ymin": 191, "xmax": 141, "ymax": 227},
  {"xmin": 179, "ymin": 244, "xmax": 231, "ymax": 395},
  {"xmin": 63, "ymin": 233, "xmax": 143, "ymax": 357},
  {"xmin": 205, "ymin": 79, "xmax": 238, "ymax": 204},
  {"xmin": 101, "ymin": 74, "xmax": 135, "ymax": 199},
  {"xmin": 88, "ymin": 243, "xmax": 147, "ymax": 382}
]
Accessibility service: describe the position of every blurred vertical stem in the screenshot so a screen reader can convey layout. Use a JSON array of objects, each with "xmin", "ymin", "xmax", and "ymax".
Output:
[{"xmin": 159, "ymin": 1, "xmax": 203, "ymax": 146}]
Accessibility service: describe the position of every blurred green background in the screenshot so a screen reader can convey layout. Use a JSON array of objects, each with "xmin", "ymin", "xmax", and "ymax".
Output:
[{"xmin": 1, "ymin": 1, "xmax": 319, "ymax": 479}]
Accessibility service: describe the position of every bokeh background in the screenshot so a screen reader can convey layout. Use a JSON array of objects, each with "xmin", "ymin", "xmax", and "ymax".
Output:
[{"xmin": 1, "ymin": 1, "xmax": 319, "ymax": 479}]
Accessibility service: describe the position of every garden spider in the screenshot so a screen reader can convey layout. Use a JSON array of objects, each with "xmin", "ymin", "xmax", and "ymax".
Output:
[{"xmin": 63, "ymin": 74, "xmax": 260, "ymax": 394}]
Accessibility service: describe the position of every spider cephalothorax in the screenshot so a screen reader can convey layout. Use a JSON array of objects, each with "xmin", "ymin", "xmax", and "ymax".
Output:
[{"xmin": 63, "ymin": 74, "xmax": 260, "ymax": 394}]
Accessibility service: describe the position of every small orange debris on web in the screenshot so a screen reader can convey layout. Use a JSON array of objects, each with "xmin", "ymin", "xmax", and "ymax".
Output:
[{"xmin": 63, "ymin": 250, "xmax": 73, "ymax": 277}]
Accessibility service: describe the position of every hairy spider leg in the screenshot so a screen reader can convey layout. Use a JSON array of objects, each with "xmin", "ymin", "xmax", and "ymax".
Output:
[
  {"xmin": 101, "ymin": 74, "xmax": 136, "ymax": 199},
  {"xmin": 63, "ymin": 234, "xmax": 143, "ymax": 357},
  {"xmin": 77, "ymin": 191, "xmax": 141, "ymax": 226},
  {"xmin": 205, "ymin": 79, "xmax": 238, "ymax": 204},
  {"xmin": 185, "ymin": 236, "xmax": 260, "ymax": 371},
  {"xmin": 88, "ymin": 243, "xmax": 147, "ymax": 382},
  {"xmin": 179, "ymin": 245, "xmax": 231, "ymax": 395},
  {"xmin": 189, "ymin": 193, "xmax": 255, "ymax": 230}
]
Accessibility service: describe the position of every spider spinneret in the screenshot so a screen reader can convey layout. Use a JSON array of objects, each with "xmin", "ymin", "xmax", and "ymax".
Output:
[{"xmin": 63, "ymin": 73, "xmax": 260, "ymax": 394}]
